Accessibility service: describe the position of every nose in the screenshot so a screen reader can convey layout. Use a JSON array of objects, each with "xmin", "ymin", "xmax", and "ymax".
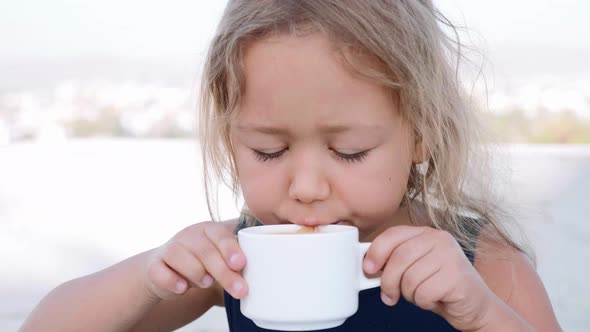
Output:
[{"xmin": 288, "ymin": 156, "xmax": 330, "ymax": 204}]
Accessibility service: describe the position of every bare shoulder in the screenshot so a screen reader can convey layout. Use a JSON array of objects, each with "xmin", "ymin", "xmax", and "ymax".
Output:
[
  {"xmin": 128, "ymin": 281, "xmax": 221, "ymax": 331},
  {"xmin": 474, "ymin": 235, "xmax": 562, "ymax": 332}
]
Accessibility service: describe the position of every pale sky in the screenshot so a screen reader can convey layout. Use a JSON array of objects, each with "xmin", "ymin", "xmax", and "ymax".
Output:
[
  {"xmin": 0, "ymin": 0, "xmax": 227, "ymax": 60},
  {"xmin": 439, "ymin": 0, "xmax": 590, "ymax": 49},
  {"xmin": 1, "ymin": 0, "xmax": 589, "ymax": 59},
  {"xmin": 0, "ymin": 0, "xmax": 588, "ymax": 87}
]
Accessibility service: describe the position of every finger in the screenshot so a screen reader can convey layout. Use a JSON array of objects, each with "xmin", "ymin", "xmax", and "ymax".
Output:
[
  {"xmin": 400, "ymin": 249, "xmax": 442, "ymax": 306},
  {"xmin": 379, "ymin": 232, "xmax": 435, "ymax": 305},
  {"xmin": 364, "ymin": 226, "xmax": 431, "ymax": 274},
  {"xmin": 194, "ymin": 237, "xmax": 248, "ymax": 299},
  {"xmin": 413, "ymin": 267, "xmax": 449, "ymax": 312},
  {"xmin": 203, "ymin": 224, "xmax": 246, "ymax": 271},
  {"xmin": 161, "ymin": 241, "xmax": 212, "ymax": 288},
  {"xmin": 147, "ymin": 258, "xmax": 188, "ymax": 299}
]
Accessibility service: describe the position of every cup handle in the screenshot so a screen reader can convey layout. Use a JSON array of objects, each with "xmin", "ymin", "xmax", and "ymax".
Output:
[{"xmin": 358, "ymin": 242, "xmax": 381, "ymax": 290}]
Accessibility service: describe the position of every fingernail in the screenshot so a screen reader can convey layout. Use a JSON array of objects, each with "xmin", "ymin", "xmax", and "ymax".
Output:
[
  {"xmin": 364, "ymin": 259, "xmax": 376, "ymax": 273},
  {"xmin": 232, "ymin": 280, "xmax": 244, "ymax": 294},
  {"xmin": 229, "ymin": 254, "xmax": 240, "ymax": 266},
  {"xmin": 381, "ymin": 292, "xmax": 394, "ymax": 306},
  {"xmin": 200, "ymin": 274, "xmax": 214, "ymax": 288},
  {"xmin": 175, "ymin": 280, "xmax": 187, "ymax": 294}
]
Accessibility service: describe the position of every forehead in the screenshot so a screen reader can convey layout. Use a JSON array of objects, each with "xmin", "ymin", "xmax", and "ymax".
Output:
[{"xmin": 237, "ymin": 33, "xmax": 400, "ymax": 128}]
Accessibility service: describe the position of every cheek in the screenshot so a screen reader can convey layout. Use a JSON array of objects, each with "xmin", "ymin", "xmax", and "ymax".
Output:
[
  {"xmin": 336, "ymin": 147, "xmax": 411, "ymax": 217},
  {"xmin": 343, "ymin": 170, "xmax": 407, "ymax": 216},
  {"xmin": 234, "ymin": 148, "xmax": 285, "ymax": 220}
]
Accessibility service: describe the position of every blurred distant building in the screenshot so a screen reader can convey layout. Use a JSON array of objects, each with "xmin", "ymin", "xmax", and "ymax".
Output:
[
  {"xmin": 0, "ymin": 80, "xmax": 196, "ymax": 143},
  {"xmin": 0, "ymin": 77, "xmax": 588, "ymax": 144}
]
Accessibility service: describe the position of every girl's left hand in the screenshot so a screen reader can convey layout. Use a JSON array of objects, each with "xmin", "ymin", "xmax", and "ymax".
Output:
[{"xmin": 363, "ymin": 225, "xmax": 497, "ymax": 331}]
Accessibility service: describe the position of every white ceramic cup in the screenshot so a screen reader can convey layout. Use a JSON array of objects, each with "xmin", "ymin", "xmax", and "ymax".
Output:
[{"xmin": 237, "ymin": 224, "xmax": 381, "ymax": 331}]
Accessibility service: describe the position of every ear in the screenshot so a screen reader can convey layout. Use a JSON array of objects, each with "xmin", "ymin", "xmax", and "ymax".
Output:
[{"xmin": 412, "ymin": 133, "xmax": 430, "ymax": 164}]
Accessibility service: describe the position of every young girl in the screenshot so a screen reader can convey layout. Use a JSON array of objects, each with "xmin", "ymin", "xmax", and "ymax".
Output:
[{"xmin": 22, "ymin": 1, "xmax": 561, "ymax": 331}]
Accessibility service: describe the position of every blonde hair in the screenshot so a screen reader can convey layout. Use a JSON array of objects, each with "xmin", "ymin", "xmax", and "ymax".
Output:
[{"xmin": 199, "ymin": 0, "xmax": 531, "ymax": 259}]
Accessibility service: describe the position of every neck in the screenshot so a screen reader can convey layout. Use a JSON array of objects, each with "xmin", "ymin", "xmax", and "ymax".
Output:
[{"xmin": 359, "ymin": 203, "xmax": 426, "ymax": 242}]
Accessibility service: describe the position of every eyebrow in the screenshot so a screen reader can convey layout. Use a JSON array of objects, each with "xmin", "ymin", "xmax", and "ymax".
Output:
[
  {"xmin": 235, "ymin": 123, "xmax": 382, "ymax": 135},
  {"xmin": 235, "ymin": 124, "xmax": 288, "ymax": 135}
]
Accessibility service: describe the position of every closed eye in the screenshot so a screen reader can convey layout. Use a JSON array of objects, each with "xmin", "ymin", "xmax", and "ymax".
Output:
[
  {"xmin": 251, "ymin": 148, "xmax": 370, "ymax": 163},
  {"xmin": 332, "ymin": 149, "xmax": 369, "ymax": 163},
  {"xmin": 251, "ymin": 149, "xmax": 286, "ymax": 162}
]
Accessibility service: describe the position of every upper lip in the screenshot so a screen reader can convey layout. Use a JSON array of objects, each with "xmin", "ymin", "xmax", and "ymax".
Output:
[{"xmin": 278, "ymin": 217, "xmax": 350, "ymax": 226}]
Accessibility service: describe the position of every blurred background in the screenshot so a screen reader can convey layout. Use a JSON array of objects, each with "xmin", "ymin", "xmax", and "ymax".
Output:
[{"xmin": 1, "ymin": 0, "xmax": 588, "ymax": 331}]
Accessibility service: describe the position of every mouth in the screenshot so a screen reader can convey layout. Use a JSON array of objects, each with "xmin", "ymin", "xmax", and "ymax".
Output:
[{"xmin": 277, "ymin": 217, "xmax": 352, "ymax": 226}]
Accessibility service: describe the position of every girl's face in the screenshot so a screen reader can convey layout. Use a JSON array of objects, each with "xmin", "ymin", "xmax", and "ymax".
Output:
[{"xmin": 230, "ymin": 33, "xmax": 421, "ymax": 241}]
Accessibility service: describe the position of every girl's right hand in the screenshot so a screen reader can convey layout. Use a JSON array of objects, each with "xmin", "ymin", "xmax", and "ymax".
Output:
[{"xmin": 144, "ymin": 221, "xmax": 248, "ymax": 301}]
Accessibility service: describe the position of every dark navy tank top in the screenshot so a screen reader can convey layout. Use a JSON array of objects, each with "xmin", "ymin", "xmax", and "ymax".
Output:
[{"xmin": 224, "ymin": 217, "xmax": 477, "ymax": 332}]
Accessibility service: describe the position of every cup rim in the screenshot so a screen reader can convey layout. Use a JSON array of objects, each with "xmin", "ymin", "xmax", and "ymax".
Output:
[{"xmin": 237, "ymin": 224, "xmax": 357, "ymax": 237}]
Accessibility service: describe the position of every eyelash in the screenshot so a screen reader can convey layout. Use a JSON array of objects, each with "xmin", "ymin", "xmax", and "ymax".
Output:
[{"xmin": 251, "ymin": 149, "xmax": 369, "ymax": 163}]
